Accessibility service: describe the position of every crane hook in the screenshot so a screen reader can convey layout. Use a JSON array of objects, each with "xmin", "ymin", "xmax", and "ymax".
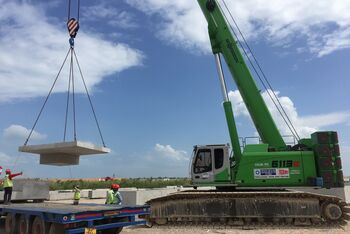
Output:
[
  {"xmin": 67, "ymin": 18, "xmax": 79, "ymax": 46},
  {"xmin": 67, "ymin": 0, "xmax": 80, "ymax": 46}
]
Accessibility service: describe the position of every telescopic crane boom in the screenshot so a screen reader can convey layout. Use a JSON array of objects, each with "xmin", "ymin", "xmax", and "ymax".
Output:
[{"xmin": 199, "ymin": 0, "xmax": 286, "ymax": 152}]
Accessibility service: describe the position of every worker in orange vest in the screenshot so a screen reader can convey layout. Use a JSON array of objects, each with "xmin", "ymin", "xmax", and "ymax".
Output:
[{"xmin": 3, "ymin": 169, "xmax": 23, "ymax": 204}]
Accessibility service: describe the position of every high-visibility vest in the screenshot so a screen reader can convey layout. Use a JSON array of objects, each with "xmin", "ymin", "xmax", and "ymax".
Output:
[
  {"xmin": 106, "ymin": 189, "xmax": 115, "ymax": 204},
  {"xmin": 3, "ymin": 175, "xmax": 13, "ymax": 188},
  {"xmin": 74, "ymin": 189, "xmax": 81, "ymax": 200},
  {"xmin": 106, "ymin": 190, "xmax": 123, "ymax": 205},
  {"xmin": 114, "ymin": 191, "xmax": 122, "ymax": 205}
]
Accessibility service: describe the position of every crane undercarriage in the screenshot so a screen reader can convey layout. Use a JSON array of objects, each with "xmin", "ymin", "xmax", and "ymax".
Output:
[{"xmin": 147, "ymin": 190, "xmax": 350, "ymax": 227}]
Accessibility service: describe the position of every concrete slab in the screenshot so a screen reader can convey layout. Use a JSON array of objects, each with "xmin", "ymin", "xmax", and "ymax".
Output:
[
  {"xmin": 40, "ymin": 153, "xmax": 80, "ymax": 166},
  {"xmin": 18, "ymin": 141, "xmax": 110, "ymax": 166}
]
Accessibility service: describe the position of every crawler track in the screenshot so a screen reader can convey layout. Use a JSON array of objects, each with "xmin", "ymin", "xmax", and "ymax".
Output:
[{"xmin": 147, "ymin": 190, "xmax": 350, "ymax": 227}]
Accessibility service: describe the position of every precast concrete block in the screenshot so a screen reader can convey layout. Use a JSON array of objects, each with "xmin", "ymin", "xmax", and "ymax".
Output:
[
  {"xmin": 135, "ymin": 188, "xmax": 179, "ymax": 205},
  {"xmin": 344, "ymin": 185, "xmax": 350, "ymax": 203},
  {"xmin": 88, "ymin": 189, "xmax": 108, "ymax": 199},
  {"xmin": 120, "ymin": 190, "xmax": 137, "ymax": 206},
  {"xmin": 49, "ymin": 191, "xmax": 74, "ymax": 200},
  {"xmin": 0, "ymin": 179, "xmax": 49, "ymax": 202},
  {"xmin": 80, "ymin": 189, "xmax": 89, "ymax": 198}
]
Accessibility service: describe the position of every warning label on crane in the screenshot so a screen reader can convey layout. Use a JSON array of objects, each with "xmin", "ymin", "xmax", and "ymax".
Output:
[{"xmin": 254, "ymin": 168, "xmax": 290, "ymax": 179}]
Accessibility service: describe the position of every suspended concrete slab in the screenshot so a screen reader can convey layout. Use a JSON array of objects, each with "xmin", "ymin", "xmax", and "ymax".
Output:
[{"xmin": 18, "ymin": 141, "xmax": 111, "ymax": 166}]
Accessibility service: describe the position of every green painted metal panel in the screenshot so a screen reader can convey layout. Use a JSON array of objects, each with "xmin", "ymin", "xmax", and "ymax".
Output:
[
  {"xmin": 244, "ymin": 144, "xmax": 269, "ymax": 153},
  {"xmin": 214, "ymin": 168, "xmax": 230, "ymax": 182},
  {"xmin": 235, "ymin": 151, "xmax": 317, "ymax": 187},
  {"xmin": 298, "ymin": 138, "xmax": 313, "ymax": 147}
]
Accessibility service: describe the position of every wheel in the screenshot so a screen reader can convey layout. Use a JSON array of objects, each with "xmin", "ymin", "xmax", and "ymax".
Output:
[
  {"xmin": 18, "ymin": 215, "xmax": 31, "ymax": 234},
  {"xmin": 322, "ymin": 203, "xmax": 343, "ymax": 221},
  {"xmin": 32, "ymin": 216, "xmax": 49, "ymax": 234},
  {"xmin": 5, "ymin": 213, "xmax": 18, "ymax": 234},
  {"xmin": 48, "ymin": 223, "xmax": 65, "ymax": 234},
  {"xmin": 154, "ymin": 218, "xmax": 167, "ymax": 225}
]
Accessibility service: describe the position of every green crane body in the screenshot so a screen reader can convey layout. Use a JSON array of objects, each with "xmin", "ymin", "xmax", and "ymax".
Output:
[{"xmin": 192, "ymin": 0, "xmax": 344, "ymax": 189}]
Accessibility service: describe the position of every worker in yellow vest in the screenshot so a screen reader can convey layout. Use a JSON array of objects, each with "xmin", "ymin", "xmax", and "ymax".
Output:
[
  {"xmin": 3, "ymin": 169, "xmax": 23, "ymax": 205},
  {"xmin": 106, "ymin": 184, "xmax": 122, "ymax": 205},
  {"xmin": 73, "ymin": 185, "xmax": 81, "ymax": 205}
]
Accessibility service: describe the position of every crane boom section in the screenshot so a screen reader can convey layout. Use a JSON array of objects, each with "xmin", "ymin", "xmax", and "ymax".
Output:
[{"xmin": 198, "ymin": 0, "xmax": 286, "ymax": 150}]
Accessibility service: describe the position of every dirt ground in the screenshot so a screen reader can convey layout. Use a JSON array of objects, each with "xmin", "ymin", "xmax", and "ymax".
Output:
[{"xmin": 123, "ymin": 225, "xmax": 350, "ymax": 234}]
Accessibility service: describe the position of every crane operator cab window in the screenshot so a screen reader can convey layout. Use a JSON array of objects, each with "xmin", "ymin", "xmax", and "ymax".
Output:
[{"xmin": 194, "ymin": 150, "xmax": 212, "ymax": 174}]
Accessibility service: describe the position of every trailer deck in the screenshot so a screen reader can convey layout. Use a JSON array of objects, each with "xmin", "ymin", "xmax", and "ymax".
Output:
[{"xmin": 0, "ymin": 202, "xmax": 150, "ymax": 234}]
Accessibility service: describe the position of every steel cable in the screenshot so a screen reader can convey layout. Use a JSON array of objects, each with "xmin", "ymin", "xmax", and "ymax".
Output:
[{"xmin": 219, "ymin": 0, "xmax": 301, "ymax": 141}]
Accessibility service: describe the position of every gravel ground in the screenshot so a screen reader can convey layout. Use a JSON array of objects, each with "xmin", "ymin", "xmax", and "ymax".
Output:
[{"xmin": 123, "ymin": 225, "xmax": 349, "ymax": 234}]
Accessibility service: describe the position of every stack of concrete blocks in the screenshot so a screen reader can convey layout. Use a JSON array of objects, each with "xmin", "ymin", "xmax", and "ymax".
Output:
[
  {"xmin": 0, "ymin": 179, "xmax": 49, "ymax": 202},
  {"xmin": 48, "ymin": 187, "xmax": 189, "ymax": 206}
]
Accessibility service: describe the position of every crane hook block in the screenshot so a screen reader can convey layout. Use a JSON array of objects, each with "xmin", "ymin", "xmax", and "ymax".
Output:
[{"xmin": 67, "ymin": 18, "xmax": 79, "ymax": 38}]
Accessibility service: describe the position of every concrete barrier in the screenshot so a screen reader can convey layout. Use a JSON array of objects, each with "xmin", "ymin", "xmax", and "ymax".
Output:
[
  {"xmin": 120, "ymin": 187, "xmax": 184, "ymax": 206},
  {"xmin": 88, "ymin": 189, "xmax": 108, "ymax": 199},
  {"xmin": 0, "ymin": 179, "xmax": 49, "ymax": 201},
  {"xmin": 50, "ymin": 189, "xmax": 101, "ymax": 200},
  {"xmin": 345, "ymin": 185, "xmax": 350, "ymax": 203}
]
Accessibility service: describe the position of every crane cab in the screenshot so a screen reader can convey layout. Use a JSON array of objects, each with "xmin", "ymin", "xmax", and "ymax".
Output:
[{"xmin": 191, "ymin": 144, "xmax": 232, "ymax": 186}]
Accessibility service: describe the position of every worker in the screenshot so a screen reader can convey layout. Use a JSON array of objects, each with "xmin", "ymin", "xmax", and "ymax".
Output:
[
  {"xmin": 3, "ymin": 169, "xmax": 23, "ymax": 205},
  {"xmin": 105, "ymin": 184, "xmax": 122, "ymax": 205},
  {"xmin": 73, "ymin": 185, "xmax": 81, "ymax": 205}
]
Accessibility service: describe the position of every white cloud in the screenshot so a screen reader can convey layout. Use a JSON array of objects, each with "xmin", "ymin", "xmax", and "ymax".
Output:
[
  {"xmin": 126, "ymin": 0, "xmax": 350, "ymax": 56},
  {"xmin": 0, "ymin": 152, "xmax": 12, "ymax": 163},
  {"xmin": 3, "ymin": 125, "xmax": 47, "ymax": 141},
  {"xmin": 0, "ymin": 1, "xmax": 143, "ymax": 103},
  {"xmin": 228, "ymin": 89, "xmax": 350, "ymax": 138},
  {"xmin": 125, "ymin": 0, "xmax": 209, "ymax": 53},
  {"xmin": 154, "ymin": 143, "xmax": 189, "ymax": 161},
  {"xmin": 82, "ymin": 3, "xmax": 138, "ymax": 29}
]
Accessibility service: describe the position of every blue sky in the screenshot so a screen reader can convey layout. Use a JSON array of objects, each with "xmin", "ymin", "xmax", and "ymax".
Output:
[{"xmin": 0, "ymin": 0, "xmax": 349, "ymax": 178}]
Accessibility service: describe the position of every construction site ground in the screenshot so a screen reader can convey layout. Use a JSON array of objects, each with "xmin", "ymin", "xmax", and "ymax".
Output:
[{"xmin": 1, "ymin": 198, "xmax": 348, "ymax": 233}]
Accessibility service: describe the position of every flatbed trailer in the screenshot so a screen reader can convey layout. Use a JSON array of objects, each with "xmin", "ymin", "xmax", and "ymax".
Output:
[{"xmin": 0, "ymin": 202, "xmax": 150, "ymax": 234}]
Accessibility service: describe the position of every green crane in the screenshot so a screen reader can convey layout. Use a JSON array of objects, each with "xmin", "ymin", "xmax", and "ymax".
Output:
[
  {"xmin": 191, "ymin": 0, "xmax": 344, "ymax": 189},
  {"xmin": 148, "ymin": 0, "xmax": 348, "ymax": 225}
]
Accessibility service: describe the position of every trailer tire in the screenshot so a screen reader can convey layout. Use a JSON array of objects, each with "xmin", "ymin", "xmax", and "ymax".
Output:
[
  {"xmin": 48, "ymin": 223, "xmax": 65, "ymax": 234},
  {"xmin": 18, "ymin": 215, "xmax": 30, "ymax": 234},
  {"xmin": 32, "ymin": 216, "xmax": 49, "ymax": 234},
  {"xmin": 5, "ymin": 213, "xmax": 18, "ymax": 234}
]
